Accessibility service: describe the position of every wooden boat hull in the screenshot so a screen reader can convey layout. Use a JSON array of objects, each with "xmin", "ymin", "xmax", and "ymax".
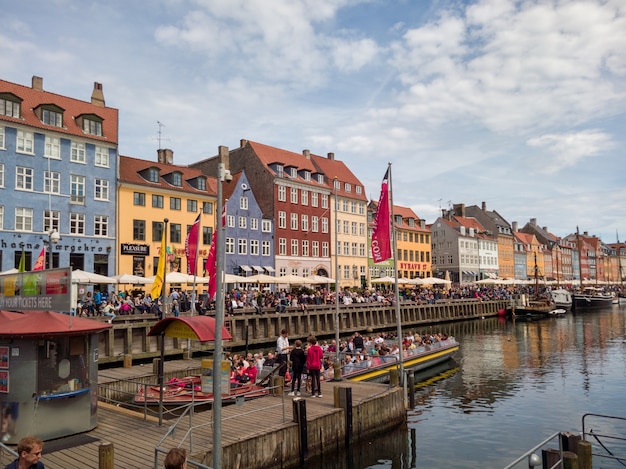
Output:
[
  {"xmin": 572, "ymin": 294, "xmax": 613, "ymax": 310},
  {"xmin": 345, "ymin": 339, "xmax": 459, "ymax": 383}
]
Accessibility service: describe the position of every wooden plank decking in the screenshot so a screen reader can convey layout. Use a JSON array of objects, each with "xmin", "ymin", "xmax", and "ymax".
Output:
[{"xmin": 33, "ymin": 359, "xmax": 395, "ymax": 469}]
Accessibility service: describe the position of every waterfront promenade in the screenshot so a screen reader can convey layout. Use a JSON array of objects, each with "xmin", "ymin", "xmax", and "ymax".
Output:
[
  {"xmin": 14, "ymin": 359, "xmax": 405, "ymax": 469},
  {"xmin": 97, "ymin": 298, "xmax": 507, "ymax": 365}
]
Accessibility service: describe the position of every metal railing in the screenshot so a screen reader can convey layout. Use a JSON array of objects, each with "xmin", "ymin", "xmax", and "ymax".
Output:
[
  {"xmin": 582, "ymin": 413, "xmax": 626, "ymax": 465},
  {"xmin": 502, "ymin": 432, "xmax": 564, "ymax": 469}
]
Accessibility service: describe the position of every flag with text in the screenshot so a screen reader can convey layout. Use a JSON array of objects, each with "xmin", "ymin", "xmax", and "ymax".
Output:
[{"xmin": 371, "ymin": 167, "xmax": 392, "ymax": 263}]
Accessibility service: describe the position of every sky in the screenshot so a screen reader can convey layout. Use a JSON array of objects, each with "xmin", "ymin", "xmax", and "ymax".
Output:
[{"xmin": 2, "ymin": 0, "xmax": 625, "ymax": 242}]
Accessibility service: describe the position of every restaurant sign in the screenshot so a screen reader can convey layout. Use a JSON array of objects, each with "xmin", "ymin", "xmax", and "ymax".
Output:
[
  {"xmin": 121, "ymin": 243, "xmax": 150, "ymax": 256},
  {"xmin": 0, "ymin": 267, "xmax": 72, "ymax": 312}
]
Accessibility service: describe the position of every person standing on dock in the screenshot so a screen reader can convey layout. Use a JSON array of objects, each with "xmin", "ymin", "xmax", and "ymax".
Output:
[
  {"xmin": 4, "ymin": 436, "xmax": 44, "ymax": 469},
  {"xmin": 276, "ymin": 329, "xmax": 292, "ymax": 377},
  {"xmin": 306, "ymin": 336, "xmax": 324, "ymax": 398},
  {"xmin": 288, "ymin": 340, "xmax": 306, "ymax": 396}
]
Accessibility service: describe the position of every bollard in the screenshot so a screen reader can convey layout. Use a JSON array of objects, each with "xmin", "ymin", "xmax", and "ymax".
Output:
[
  {"xmin": 272, "ymin": 375, "xmax": 284, "ymax": 395},
  {"xmin": 292, "ymin": 398, "xmax": 308, "ymax": 464},
  {"xmin": 563, "ymin": 451, "xmax": 578, "ymax": 469},
  {"xmin": 152, "ymin": 358, "xmax": 160, "ymax": 375},
  {"xmin": 389, "ymin": 368, "xmax": 399, "ymax": 386},
  {"xmin": 333, "ymin": 361, "xmax": 342, "ymax": 381},
  {"xmin": 98, "ymin": 441, "xmax": 114, "ymax": 469},
  {"xmin": 407, "ymin": 371, "xmax": 415, "ymax": 409},
  {"xmin": 576, "ymin": 441, "xmax": 592, "ymax": 469},
  {"xmin": 123, "ymin": 354, "xmax": 132, "ymax": 368}
]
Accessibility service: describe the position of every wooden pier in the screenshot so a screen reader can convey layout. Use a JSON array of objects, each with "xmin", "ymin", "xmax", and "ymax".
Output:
[
  {"xmin": 24, "ymin": 360, "xmax": 406, "ymax": 469},
  {"xmin": 98, "ymin": 299, "xmax": 506, "ymax": 365}
]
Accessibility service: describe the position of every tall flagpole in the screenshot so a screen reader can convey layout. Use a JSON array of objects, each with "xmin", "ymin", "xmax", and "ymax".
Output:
[{"xmin": 387, "ymin": 163, "xmax": 406, "ymax": 400}]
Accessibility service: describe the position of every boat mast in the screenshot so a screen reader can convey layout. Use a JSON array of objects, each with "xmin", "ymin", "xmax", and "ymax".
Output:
[{"xmin": 576, "ymin": 227, "xmax": 583, "ymax": 291}]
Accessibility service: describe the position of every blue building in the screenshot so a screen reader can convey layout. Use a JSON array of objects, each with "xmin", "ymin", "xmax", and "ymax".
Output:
[
  {"xmin": 223, "ymin": 171, "xmax": 275, "ymax": 278},
  {"xmin": 0, "ymin": 76, "xmax": 118, "ymax": 274}
]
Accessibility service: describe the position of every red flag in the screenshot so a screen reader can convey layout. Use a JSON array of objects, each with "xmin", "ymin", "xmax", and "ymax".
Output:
[
  {"xmin": 206, "ymin": 231, "xmax": 218, "ymax": 300},
  {"xmin": 185, "ymin": 214, "xmax": 201, "ymax": 275},
  {"xmin": 32, "ymin": 247, "xmax": 46, "ymax": 271},
  {"xmin": 371, "ymin": 167, "xmax": 392, "ymax": 263},
  {"xmin": 206, "ymin": 203, "xmax": 226, "ymax": 301}
]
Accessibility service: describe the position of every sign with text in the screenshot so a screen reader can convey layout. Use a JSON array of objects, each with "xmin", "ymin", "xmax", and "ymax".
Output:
[{"xmin": 0, "ymin": 268, "xmax": 72, "ymax": 312}]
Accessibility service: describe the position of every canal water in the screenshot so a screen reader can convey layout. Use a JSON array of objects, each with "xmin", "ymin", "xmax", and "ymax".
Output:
[{"xmin": 303, "ymin": 303, "xmax": 626, "ymax": 468}]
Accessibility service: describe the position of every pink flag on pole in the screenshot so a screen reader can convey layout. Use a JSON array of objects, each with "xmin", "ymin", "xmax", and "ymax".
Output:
[
  {"xmin": 185, "ymin": 214, "xmax": 201, "ymax": 275},
  {"xmin": 371, "ymin": 167, "xmax": 392, "ymax": 263},
  {"xmin": 205, "ymin": 204, "xmax": 226, "ymax": 301},
  {"xmin": 32, "ymin": 247, "xmax": 46, "ymax": 271}
]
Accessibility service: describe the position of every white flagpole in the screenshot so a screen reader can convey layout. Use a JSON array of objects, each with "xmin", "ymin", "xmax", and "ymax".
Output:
[{"xmin": 387, "ymin": 163, "xmax": 406, "ymax": 402}]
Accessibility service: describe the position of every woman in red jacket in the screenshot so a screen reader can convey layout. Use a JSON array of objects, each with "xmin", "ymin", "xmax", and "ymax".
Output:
[{"xmin": 306, "ymin": 336, "xmax": 324, "ymax": 398}]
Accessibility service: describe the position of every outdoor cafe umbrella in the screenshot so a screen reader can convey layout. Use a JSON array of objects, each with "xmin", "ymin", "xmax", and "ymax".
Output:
[
  {"xmin": 245, "ymin": 273, "xmax": 281, "ymax": 284},
  {"xmin": 305, "ymin": 274, "xmax": 336, "ymax": 284},
  {"xmin": 112, "ymin": 273, "xmax": 152, "ymax": 285},
  {"xmin": 71, "ymin": 269, "xmax": 117, "ymax": 284}
]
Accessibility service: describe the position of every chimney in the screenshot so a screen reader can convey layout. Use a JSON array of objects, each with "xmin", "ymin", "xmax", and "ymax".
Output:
[
  {"xmin": 32, "ymin": 76, "xmax": 43, "ymax": 91},
  {"xmin": 512, "ymin": 221, "xmax": 518, "ymax": 232},
  {"xmin": 481, "ymin": 201, "xmax": 487, "ymax": 211},
  {"xmin": 303, "ymin": 149, "xmax": 310, "ymax": 159},
  {"xmin": 240, "ymin": 139, "xmax": 248, "ymax": 148},
  {"xmin": 543, "ymin": 226, "xmax": 548, "ymax": 232},
  {"xmin": 157, "ymin": 149, "xmax": 174, "ymax": 164},
  {"xmin": 584, "ymin": 231, "xmax": 589, "ymax": 236},
  {"xmin": 453, "ymin": 203, "xmax": 465, "ymax": 218},
  {"xmin": 327, "ymin": 152, "xmax": 335, "ymax": 160},
  {"xmin": 91, "ymin": 82, "xmax": 105, "ymax": 107},
  {"xmin": 530, "ymin": 218, "xmax": 537, "ymax": 226},
  {"xmin": 219, "ymin": 145, "xmax": 230, "ymax": 171}
]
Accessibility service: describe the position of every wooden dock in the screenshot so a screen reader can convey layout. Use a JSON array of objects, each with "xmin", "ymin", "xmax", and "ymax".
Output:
[{"xmin": 29, "ymin": 359, "xmax": 405, "ymax": 469}]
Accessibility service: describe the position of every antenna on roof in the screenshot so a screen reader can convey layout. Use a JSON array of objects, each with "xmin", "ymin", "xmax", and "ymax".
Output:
[{"xmin": 155, "ymin": 121, "xmax": 170, "ymax": 149}]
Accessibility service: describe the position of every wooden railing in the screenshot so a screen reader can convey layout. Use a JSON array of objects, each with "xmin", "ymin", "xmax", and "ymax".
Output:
[{"xmin": 97, "ymin": 299, "xmax": 507, "ymax": 365}]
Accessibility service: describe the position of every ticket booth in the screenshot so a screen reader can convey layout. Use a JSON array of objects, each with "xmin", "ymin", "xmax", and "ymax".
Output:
[{"xmin": 0, "ymin": 310, "xmax": 110, "ymax": 443}]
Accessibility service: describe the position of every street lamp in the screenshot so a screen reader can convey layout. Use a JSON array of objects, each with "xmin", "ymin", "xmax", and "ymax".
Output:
[{"xmin": 48, "ymin": 230, "xmax": 60, "ymax": 269}]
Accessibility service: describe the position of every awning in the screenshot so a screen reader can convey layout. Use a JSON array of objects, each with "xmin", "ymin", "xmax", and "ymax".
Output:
[
  {"xmin": 239, "ymin": 265, "xmax": 252, "ymax": 272},
  {"xmin": 147, "ymin": 316, "xmax": 232, "ymax": 341},
  {"xmin": 252, "ymin": 266, "xmax": 263, "ymax": 272},
  {"xmin": 264, "ymin": 266, "xmax": 276, "ymax": 272}
]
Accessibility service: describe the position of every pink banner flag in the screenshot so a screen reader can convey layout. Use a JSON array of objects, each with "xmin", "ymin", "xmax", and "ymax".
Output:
[
  {"xmin": 371, "ymin": 167, "xmax": 392, "ymax": 263},
  {"xmin": 185, "ymin": 214, "xmax": 201, "ymax": 275},
  {"xmin": 32, "ymin": 247, "xmax": 46, "ymax": 271},
  {"xmin": 205, "ymin": 204, "xmax": 227, "ymax": 301}
]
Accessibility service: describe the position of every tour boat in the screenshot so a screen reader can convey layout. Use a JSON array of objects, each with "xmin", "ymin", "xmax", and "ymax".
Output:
[
  {"xmin": 572, "ymin": 287, "xmax": 614, "ymax": 311},
  {"xmin": 342, "ymin": 337, "xmax": 459, "ymax": 383}
]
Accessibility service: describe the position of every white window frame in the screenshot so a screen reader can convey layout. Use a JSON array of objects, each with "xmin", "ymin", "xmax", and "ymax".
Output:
[
  {"xmin": 0, "ymin": 164, "xmax": 4, "ymax": 188},
  {"xmin": 69, "ymin": 212, "xmax": 85, "ymax": 235},
  {"xmin": 227, "ymin": 215, "xmax": 235, "ymax": 228},
  {"xmin": 290, "ymin": 213, "xmax": 298, "ymax": 230},
  {"xmin": 291, "ymin": 239, "xmax": 298, "ymax": 256},
  {"xmin": 321, "ymin": 194, "xmax": 328, "ymax": 209},
  {"xmin": 290, "ymin": 187, "xmax": 298, "ymax": 204},
  {"xmin": 239, "ymin": 216, "xmax": 247, "ymax": 229},
  {"xmin": 301, "ymin": 190, "xmax": 308, "ymax": 206},
  {"xmin": 16, "ymin": 131, "xmax": 34, "ymax": 154},
  {"xmin": 44, "ymin": 210, "xmax": 60, "ymax": 233},
  {"xmin": 0, "ymin": 206, "xmax": 3, "ymax": 230},
  {"xmin": 311, "ymin": 192, "xmax": 318, "ymax": 207},
  {"xmin": 240, "ymin": 196, "xmax": 248, "ymax": 210},
  {"xmin": 70, "ymin": 141, "xmax": 86, "ymax": 163},
  {"xmin": 312, "ymin": 241, "xmax": 319, "ymax": 257},
  {"xmin": 70, "ymin": 175, "xmax": 86, "ymax": 204},
  {"xmin": 321, "ymin": 217, "xmax": 328, "ymax": 233},
  {"xmin": 301, "ymin": 214, "xmax": 308, "ymax": 232},
  {"xmin": 225, "ymin": 238, "xmax": 235, "ymax": 254},
  {"xmin": 250, "ymin": 239, "xmax": 259, "ymax": 255},
  {"xmin": 94, "ymin": 215, "xmax": 108, "ymax": 237},
  {"xmin": 279, "ymin": 238, "xmax": 287, "ymax": 256},
  {"xmin": 16, "ymin": 167, "xmax": 34, "ymax": 191},
  {"xmin": 278, "ymin": 185, "xmax": 286, "ymax": 202},
  {"xmin": 238, "ymin": 238, "xmax": 247, "ymax": 255},
  {"xmin": 262, "ymin": 220, "xmax": 272, "ymax": 232},
  {"xmin": 0, "ymin": 127, "xmax": 4, "ymax": 149},
  {"xmin": 262, "ymin": 240, "xmax": 270, "ymax": 256},
  {"xmin": 44, "ymin": 171, "xmax": 61, "ymax": 194},
  {"xmin": 322, "ymin": 242, "xmax": 329, "ymax": 258},
  {"xmin": 94, "ymin": 179, "xmax": 109, "ymax": 201},
  {"xmin": 278, "ymin": 211, "xmax": 286, "ymax": 229},
  {"xmin": 44, "ymin": 136, "xmax": 61, "ymax": 159},
  {"xmin": 311, "ymin": 216, "xmax": 318, "ymax": 232},
  {"xmin": 15, "ymin": 207, "xmax": 33, "ymax": 231},
  {"xmin": 302, "ymin": 240, "xmax": 309, "ymax": 256},
  {"xmin": 250, "ymin": 218, "xmax": 258, "ymax": 230},
  {"xmin": 95, "ymin": 146, "xmax": 109, "ymax": 167}
]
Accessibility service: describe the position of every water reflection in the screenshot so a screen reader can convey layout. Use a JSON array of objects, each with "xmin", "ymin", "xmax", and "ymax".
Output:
[{"xmin": 301, "ymin": 305, "xmax": 626, "ymax": 468}]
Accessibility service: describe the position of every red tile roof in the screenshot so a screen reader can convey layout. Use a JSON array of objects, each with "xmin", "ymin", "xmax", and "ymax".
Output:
[
  {"xmin": 309, "ymin": 153, "xmax": 368, "ymax": 201},
  {"xmin": 0, "ymin": 78, "xmax": 118, "ymax": 144},
  {"xmin": 119, "ymin": 155, "xmax": 217, "ymax": 196},
  {"xmin": 248, "ymin": 140, "xmax": 318, "ymax": 174}
]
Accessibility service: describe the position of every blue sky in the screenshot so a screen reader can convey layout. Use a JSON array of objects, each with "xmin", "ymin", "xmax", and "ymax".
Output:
[{"xmin": 2, "ymin": 0, "xmax": 625, "ymax": 241}]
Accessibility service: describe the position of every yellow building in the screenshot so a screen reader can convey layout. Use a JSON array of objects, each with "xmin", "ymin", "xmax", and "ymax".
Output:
[
  {"xmin": 117, "ymin": 151, "xmax": 217, "ymax": 292},
  {"xmin": 393, "ymin": 205, "xmax": 432, "ymax": 279}
]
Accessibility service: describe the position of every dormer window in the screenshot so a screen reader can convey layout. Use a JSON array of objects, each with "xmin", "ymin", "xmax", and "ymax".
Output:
[
  {"xmin": 355, "ymin": 186, "xmax": 362, "ymax": 194},
  {"xmin": 40, "ymin": 106, "xmax": 63, "ymax": 127},
  {"xmin": 147, "ymin": 167, "xmax": 159, "ymax": 183},
  {"xmin": 172, "ymin": 172, "xmax": 182, "ymax": 186},
  {"xmin": 83, "ymin": 118, "xmax": 102, "ymax": 136},
  {"xmin": 195, "ymin": 177, "xmax": 206, "ymax": 191},
  {"xmin": 317, "ymin": 174, "xmax": 324, "ymax": 184},
  {"xmin": 394, "ymin": 215, "xmax": 402, "ymax": 224},
  {"xmin": 290, "ymin": 167, "xmax": 297, "ymax": 178},
  {"xmin": 276, "ymin": 165, "xmax": 284, "ymax": 177},
  {"xmin": 0, "ymin": 94, "xmax": 21, "ymax": 118},
  {"xmin": 333, "ymin": 179, "xmax": 340, "ymax": 190},
  {"xmin": 408, "ymin": 219, "xmax": 414, "ymax": 227},
  {"xmin": 304, "ymin": 171, "xmax": 311, "ymax": 181},
  {"xmin": 344, "ymin": 182, "xmax": 351, "ymax": 192}
]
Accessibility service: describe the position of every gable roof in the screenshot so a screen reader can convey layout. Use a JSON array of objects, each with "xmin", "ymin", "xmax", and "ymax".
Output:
[
  {"xmin": 309, "ymin": 153, "xmax": 368, "ymax": 201},
  {"xmin": 248, "ymin": 140, "xmax": 318, "ymax": 175},
  {"xmin": 119, "ymin": 155, "xmax": 217, "ymax": 196},
  {"xmin": 0, "ymin": 78, "xmax": 118, "ymax": 144}
]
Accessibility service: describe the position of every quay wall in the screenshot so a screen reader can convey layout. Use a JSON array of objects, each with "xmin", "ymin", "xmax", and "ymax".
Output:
[
  {"xmin": 97, "ymin": 299, "xmax": 507, "ymax": 365},
  {"xmin": 199, "ymin": 385, "xmax": 406, "ymax": 469}
]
